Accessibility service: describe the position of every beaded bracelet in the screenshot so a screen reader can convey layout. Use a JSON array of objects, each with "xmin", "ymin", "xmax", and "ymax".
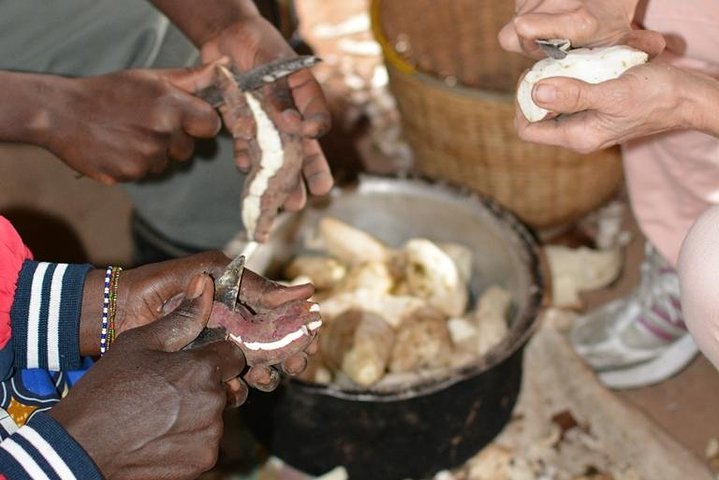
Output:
[
  {"xmin": 100, "ymin": 267, "xmax": 112, "ymax": 355},
  {"xmin": 100, "ymin": 266, "xmax": 122, "ymax": 356}
]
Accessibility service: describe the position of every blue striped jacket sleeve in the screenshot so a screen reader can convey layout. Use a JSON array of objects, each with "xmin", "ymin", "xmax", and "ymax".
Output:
[
  {"xmin": 0, "ymin": 412, "xmax": 101, "ymax": 479},
  {"xmin": 10, "ymin": 261, "xmax": 92, "ymax": 372}
]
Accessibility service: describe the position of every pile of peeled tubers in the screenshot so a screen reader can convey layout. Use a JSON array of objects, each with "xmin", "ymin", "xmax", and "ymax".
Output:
[{"xmin": 283, "ymin": 216, "xmax": 513, "ymax": 390}]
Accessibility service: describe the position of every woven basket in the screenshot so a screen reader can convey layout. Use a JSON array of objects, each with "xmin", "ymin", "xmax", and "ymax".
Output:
[{"xmin": 371, "ymin": 0, "xmax": 624, "ymax": 229}]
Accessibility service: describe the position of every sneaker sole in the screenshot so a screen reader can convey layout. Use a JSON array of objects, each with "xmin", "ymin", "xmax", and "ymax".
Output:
[{"xmin": 597, "ymin": 334, "xmax": 699, "ymax": 389}]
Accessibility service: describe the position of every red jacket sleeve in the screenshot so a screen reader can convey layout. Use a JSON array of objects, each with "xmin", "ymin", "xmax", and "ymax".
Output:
[{"xmin": 0, "ymin": 216, "xmax": 33, "ymax": 350}]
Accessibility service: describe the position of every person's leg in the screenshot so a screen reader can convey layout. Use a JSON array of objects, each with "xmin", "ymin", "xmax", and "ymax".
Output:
[
  {"xmin": 678, "ymin": 205, "xmax": 719, "ymax": 371},
  {"xmin": 569, "ymin": 131, "xmax": 719, "ymax": 389}
]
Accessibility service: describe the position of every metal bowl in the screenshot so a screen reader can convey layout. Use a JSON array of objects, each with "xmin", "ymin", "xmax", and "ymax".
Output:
[{"xmin": 242, "ymin": 175, "xmax": 544, "ymax": 479}]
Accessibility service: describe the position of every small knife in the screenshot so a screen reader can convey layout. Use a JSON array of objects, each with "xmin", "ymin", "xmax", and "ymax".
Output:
[
  {"xmin": 535, "ymin": 39, "xmax": 571, "ymax": 60},
  {"xmin": 183, "ymin": 253, "xmax": 247, "ymax": 351},
  {"xmin": 196, "ymin": 55, "xmax": 321, "ymax": 107}
]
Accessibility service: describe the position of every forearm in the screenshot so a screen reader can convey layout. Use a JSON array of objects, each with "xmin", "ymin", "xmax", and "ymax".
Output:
[
  {"xmin": 148, "ymin": 0, "xmax": 261, "ymax": 47},
  {"xmin": 0, "ymin": 71, "xmax": 59, "ymax": 146}
]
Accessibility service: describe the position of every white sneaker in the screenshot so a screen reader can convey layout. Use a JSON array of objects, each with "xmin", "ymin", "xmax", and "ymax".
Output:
[{"xmin": 570, "ymin": 243, "xmax": 698, "ymax": 389}]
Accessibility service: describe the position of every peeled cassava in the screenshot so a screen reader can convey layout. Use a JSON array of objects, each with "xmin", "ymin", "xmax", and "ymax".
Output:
[{"xmin": 517, "ymin": 45, "xmax": 648, "ymax": 123}]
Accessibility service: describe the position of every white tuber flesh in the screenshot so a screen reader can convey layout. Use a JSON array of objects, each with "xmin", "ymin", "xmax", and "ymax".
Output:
[
  {"xmin": 284, "ymin": 256, "xmax": 347, "ymax": 290},
  {"xmin": 472, "ymin": 286, "xmax": 512, "ymax": 356},
  {"xmin": 438, "ymin": 242, "xmax": 474, "ymax": 285},
  {"xmin": 517, "ymin": 45, "xmax": 648, "ymax": 123},
  {"xmin": 404, "ymin": 238, "xmax": 468, "ymax": 317},
  {"xmin": 241, "ymin": 91, "xmax": 285, "ymax": 238},
  {"xmin": 319, "ymin": 290, "xmax": 425, "ymax": 329},
  {"xmin": 321, "ymin": 310, "xmax": 395, "ymax": 387},
  {"xmin": 453, "ymin": 286, "xmax": 512, "ymax": 356},
  {"xmin": 337, "ymin": 261, "xmax": 394, "ymax": 295},
  {"xmin": 318, "ymin": 217, "xmax": 390, "ymax": 265}
]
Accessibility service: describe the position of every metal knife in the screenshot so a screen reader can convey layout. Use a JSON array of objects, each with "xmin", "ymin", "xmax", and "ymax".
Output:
[
  {"xmin": 196, "ymin": 55, "xmax": 321, "ymax": 107},
  {"xmin": 183, "ymin": 253, "xmax": 247, "ymax": 350},
  {"xmin": 535, "ymin": 39, "xmax": 571, "ymax": 60}
]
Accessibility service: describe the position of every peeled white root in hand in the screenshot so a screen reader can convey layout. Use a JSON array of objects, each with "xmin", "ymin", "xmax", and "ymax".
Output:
[
  {"xmin": 517, "ymin": 45, "xmax": 648, "ymax": 122},
  {"xmin": 545, "ymin": 245, "xmax": 623, "ymax": 309}
]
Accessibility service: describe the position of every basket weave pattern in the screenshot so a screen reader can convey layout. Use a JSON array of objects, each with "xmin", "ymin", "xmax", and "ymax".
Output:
[{"xmin": 372, "ymin": 0, "xmax": 624, "ymax": 229}]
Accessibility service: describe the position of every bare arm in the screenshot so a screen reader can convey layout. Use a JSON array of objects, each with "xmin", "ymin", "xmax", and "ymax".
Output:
[
  {"xmin": 148, "ymin": 0, "xmax": 260, "ymax": 48},
  {"xmin": 0, "ymin": 71, "xmax": 55, "ymax": 146},
  {"xmin": 0, "ymin": 64, "xmax": 221, "ymax": 184}
]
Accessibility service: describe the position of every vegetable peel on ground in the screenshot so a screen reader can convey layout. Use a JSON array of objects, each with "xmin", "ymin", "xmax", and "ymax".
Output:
[{"xmin": 545, "ymin": 245, "xmax": 623, "ymax": 309}]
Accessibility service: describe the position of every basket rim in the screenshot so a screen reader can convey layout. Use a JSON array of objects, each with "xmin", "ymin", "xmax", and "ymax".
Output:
[{"xmin": 370, "ymin": 0, "xmax": 518, "ymax": 102}]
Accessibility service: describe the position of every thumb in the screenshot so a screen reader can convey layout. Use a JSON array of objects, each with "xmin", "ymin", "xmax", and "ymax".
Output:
[
  {"xmin": 497, "ymin": 22, "xmax": 523, "ymax": 54},
  {"xmin": 135, "ymin": 273, "xmax": 214, "ymax": 352},
  {"xmin": 531, "ymin": 77, "xmax": 599, "ymax": 115},
  {"xmin": 166, "ymin": 57, "xmax": 231, "ymax": 93}
]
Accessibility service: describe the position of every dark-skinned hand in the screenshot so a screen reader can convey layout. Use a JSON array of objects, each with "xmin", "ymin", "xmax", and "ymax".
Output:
[
  {"xmin": 200, "ymin": 15, "xmax": 334, "ymax": 213},
  {"xmin": 38, "ymin": 60, "xmax": 227, "ymax": 185},
  {"xmin": 50, "ymin": 274, "xmax": 246, "ymax": 480},
  {"xmin": 81, "ymin": 250, "xmax": 318, "ymax": 390}
]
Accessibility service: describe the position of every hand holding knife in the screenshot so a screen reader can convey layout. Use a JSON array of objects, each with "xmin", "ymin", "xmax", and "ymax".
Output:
[{"xmin": 196, "ymin": 55, "xmax": 321, "ymax": 106}]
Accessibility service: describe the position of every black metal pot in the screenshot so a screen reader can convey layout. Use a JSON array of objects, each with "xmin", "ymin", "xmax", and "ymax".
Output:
[{"xmin": 240, "ymin": 175, "xmax": 544, "ymax": 479}]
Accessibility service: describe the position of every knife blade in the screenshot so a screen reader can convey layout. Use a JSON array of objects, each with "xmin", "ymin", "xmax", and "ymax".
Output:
[
  {"xmin": 197, "ymin": 55, "xmax": 321, "ymax": 107},
  {"xmin": 183, "ymin": 253, "xmax": 247, "ymax": 351},
  {"xmin": 535, "ymin": 39, "xmax": 571, "ymax": 60}
]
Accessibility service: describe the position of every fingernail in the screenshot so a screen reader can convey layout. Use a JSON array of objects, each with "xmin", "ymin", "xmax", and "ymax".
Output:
[
  {"xmin": 187, "ymin": 274, "xmax": 207, "ymax": 299},
  {"xmin": 534, "ymin": 84, "xmax": 557, "ymax": 104},
  {"xmin": 282, "ymin": 109, "xmax": 303, "ymax": 125}
]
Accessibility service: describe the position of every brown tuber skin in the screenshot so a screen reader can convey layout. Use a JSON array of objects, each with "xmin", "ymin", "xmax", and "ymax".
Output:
[
  {"xmin": 216, "ymin": 65, "xmax": 305, "ymax": 243},
  {"xmin": 390, "ymin": 306, "xmax": 453, "ymax": 373},
  {"xmin": 162, "ymin": 262, "xmax": 321, "ymax": 391}
]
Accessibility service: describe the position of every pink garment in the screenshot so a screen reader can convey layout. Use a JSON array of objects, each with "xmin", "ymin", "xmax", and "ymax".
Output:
[
  {"xmin": 623, "ymin": 0, "xmax": 719, "ymax": 266},
  {"xmin": 0, "ymin": 217, "xmax": 33, "ymax": 349}
]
